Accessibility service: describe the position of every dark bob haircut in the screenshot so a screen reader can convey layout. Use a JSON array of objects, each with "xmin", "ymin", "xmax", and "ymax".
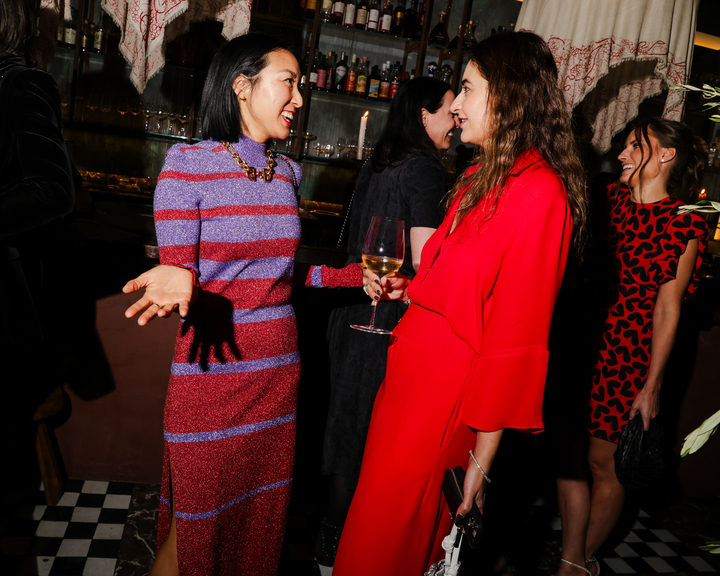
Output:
[
  {"xmin": 0, "ymin": 0, "xmax": 35, "ymax": 61},
  {"xmin": 371, "ymin": 76, "xmax": 452, "ymax": 171},
  {"xmin": 200, "ymin": 33, "xmax": 291, "ymax": 142}
]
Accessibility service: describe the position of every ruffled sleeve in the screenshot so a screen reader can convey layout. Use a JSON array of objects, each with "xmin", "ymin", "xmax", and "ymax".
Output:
[{"xmin": 653, "ymin": 210, "xmax": 707, "ymax": 297}]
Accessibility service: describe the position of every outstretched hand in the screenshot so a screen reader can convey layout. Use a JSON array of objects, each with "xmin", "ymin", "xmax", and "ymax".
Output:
[{"xmin": 123, "ymin": 265, "xmax": 195, "ymax": 326}]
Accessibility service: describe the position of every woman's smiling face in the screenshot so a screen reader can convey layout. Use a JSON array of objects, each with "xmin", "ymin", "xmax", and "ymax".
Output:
[
  {"xmin": 235, "ymin": 49, "xmax": 303, "ymax": 143},
  {"xmin": 451, "ymin": 62, "xmax": 492, "ymax": 147},
  {"xmin": 423, "ymin": 90, "xmax": 458, "ymax": 150}
]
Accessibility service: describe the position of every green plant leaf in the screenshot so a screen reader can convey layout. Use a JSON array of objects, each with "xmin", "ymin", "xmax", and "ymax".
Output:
[{"xmin": 682, "ymin": 409, "xmax": 720, "ymax": 456}]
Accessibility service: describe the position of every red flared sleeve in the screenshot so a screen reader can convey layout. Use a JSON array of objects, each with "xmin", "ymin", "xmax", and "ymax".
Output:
[{"xmin": 463, "ymin": 188, "xmax": 573, "ymax": 433}]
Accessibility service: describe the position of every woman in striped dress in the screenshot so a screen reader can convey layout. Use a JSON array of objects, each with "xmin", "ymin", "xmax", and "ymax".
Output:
[{"xmin": 123, "ymin": 34, "xmax": 363, "ymax": 576}]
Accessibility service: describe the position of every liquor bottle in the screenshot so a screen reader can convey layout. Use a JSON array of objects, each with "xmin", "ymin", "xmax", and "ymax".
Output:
[
  {"xmin": 448, "ymin": 24, "xmax": 461, "ymax": 50},
  {"xmin": 356, "ymin": 58, "xmax": 369, "ymax": 97},
  {"xmin": 334, "ymin": 51, "xmax": 348, "ymax": 93},
  {"xmin": 309, "ymin": 50, "xmax": 320, "ymax": 89},
  {"xmin": 389, "ymin": 62, "xmax": 401, "ymax": 99},
  {"xmin": 306, "ymin": 0, "xmax": 317, "ymax": 18},
  {"xmin": 355, "ymin": 0, "xmax": 368, "ymax": 28},
  {"xmin": 429, "ymin": 11, "xmax": 448, "ymax": 46},
  {"xmin": 392, "ymin": 0, "xmax": 405, "ymax": 37},
  {"xmin": 345, "ymin": 54, "xmax": 358, "ymax": 94},
  {"xmin": 325, "ymin": 51, "xmax": 337, "ymax": 92},
  {"xmin": 317, "ymin": 53, "xmax": 328, "ymax": 91},
  {"xmin": 415, "ymin": 0, "xmax": 425, "ymax": 39},
  {"xmin": 64, "ymin": 8, "xmax": 77, "ymax": 48},
  {"xmin": 367, "ymin": 65, "xmax": 381, "ymax": 99},
  {"xmin": 79, "ymin": 19, "xmax": 90, "ymax": 51},
  {"xmin": 93, "ymin": 13, "xmax": 106, "ymax": 53},
  {"xmin": 380, "ymin": 1, "xmax": 393, "ymax": 34},
  {"xmin": 462, "ymin": 20, "xmax": 476, "ymax": 50},
  {"xmin": 332, "ymin": 0, "xmax": 346, "ymax": 24},
  {"xmin": 320, "ymin": 0, "xmax": 333, "ymax": 22},
  {"xmin": 366, "ymin": 0, "xmax": 380, "ymax": 31},
  {"xmin": 379, "ymin": 63, "xmax": 391, "ymax": 100},
  {"xmin": 344, "ymin": 0, "xmax": 357, "ymax": 27},
  {"xmin": 403, "ymin": 0, "xmax": 417, "ymax": 39}
]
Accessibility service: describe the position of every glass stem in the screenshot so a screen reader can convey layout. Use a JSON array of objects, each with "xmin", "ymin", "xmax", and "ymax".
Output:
[{"xmin": 368, "ymin": 302, "xmax": 378, "ymax": 329}]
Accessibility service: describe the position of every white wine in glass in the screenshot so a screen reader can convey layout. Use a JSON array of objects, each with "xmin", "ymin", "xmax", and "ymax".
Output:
[{"xmin": 351, "ymin": 216, "xmax": 405, "ymax": 334}]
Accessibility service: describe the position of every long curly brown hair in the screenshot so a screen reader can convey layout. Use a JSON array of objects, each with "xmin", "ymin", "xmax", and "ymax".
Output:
[{"xmin": 448, "ymin": 31, "xmax": 587, "ymax": 259}]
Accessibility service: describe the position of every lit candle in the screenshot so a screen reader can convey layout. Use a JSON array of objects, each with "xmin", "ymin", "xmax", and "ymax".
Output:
[
  {"xmin": 357, "ymin": 111, "xmax": 369, "ymax": 160},
  {"xmin": 699, "ymin": 188, "xmax": 707, "ymax": 201}
]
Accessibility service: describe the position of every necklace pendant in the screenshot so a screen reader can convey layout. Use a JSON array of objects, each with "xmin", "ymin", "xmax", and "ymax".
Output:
[
  {"xmin": 246, "ymin": 167, "xmax": 258, "ymax": 181},
  {"xmin": 262, "ymin": 168, "xmax": 274, "ymax": 183}
]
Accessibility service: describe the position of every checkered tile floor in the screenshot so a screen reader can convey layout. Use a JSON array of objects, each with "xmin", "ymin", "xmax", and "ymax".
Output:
[
  {"xmin": 549, "ymin": 508, "xmax": 717, "ymax": 573},
  {"xmin": 2, "ymin": 479, "xmax": 718, "ymax": 575},
  {"xmin": 1, "ymin": 479, "xmax": 132, "ymax": 576}
]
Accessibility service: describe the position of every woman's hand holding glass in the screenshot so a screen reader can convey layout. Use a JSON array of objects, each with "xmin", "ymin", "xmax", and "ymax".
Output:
[
  {"xmin": 362, "ymin": 267, "xmax": 411, "ymax": 305},
  {"xmin": 123, "ymin": 265, "xmax": 195, "ymax": 325}
]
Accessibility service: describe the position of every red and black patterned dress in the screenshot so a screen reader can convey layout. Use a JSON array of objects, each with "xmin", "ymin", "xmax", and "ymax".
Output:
[{"xmin": 588, "ymin": 186, "xmax": 707, "ymax": 443}]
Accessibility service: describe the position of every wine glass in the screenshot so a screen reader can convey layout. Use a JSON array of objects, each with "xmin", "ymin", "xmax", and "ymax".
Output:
[
  {"xmin": 336, "ymin": 137, "xmax": 346, "ymax": 159},
  {"xmin": 324, "ymin": 143, "xmax": 334, "ymax": 158},
  {"xmin": 351, "ymin": 217, "xmax": 405, "ymax": 334},
  {"xmin": 347, "ymin": 138, "xmax": 358, "ymax": 158},
  {"xmin": 313, "ymin": 141, "xmax": 323, "ymax": 156}
]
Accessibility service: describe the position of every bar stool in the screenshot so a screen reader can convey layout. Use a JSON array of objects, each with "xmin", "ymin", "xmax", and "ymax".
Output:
[{"xmin": 32, "ymin": 387, "xmax": 66, "ymax": 505}]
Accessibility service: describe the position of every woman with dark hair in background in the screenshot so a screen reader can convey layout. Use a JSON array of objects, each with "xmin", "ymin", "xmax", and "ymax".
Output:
[
  {"xmin": 122, "ymin": 34, "xmax": 364, "ymax": 576},
  {"xmin": 554, "ymin": 118, "xmax": 708, "ymax": 576},
  {"xmin": 0, "ymin": 0, "xmax": 75, "ymax": 460},
  {"xmin": 315, "ymin": 76, "xmax": 456, "ymax": 571},
  {"xmin": 333, "ymin": 30, "xmax": 588, "ymax": 575}
]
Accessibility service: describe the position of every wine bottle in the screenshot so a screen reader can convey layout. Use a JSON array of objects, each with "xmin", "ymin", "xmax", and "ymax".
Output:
[
  {"xmin": 306, "ymin": 0, "xmax": 317, "ymax": 18},
  {"xmin": 317, "ymin": 53, "xmax": 328, "ymax": 91},
  {"xmin": 332, "ymin": 0, "xmax": 346, "ymax": 25},
  {"xmin": 321, "ymin": 0, "xmax": 333, "ymax": 22},
  {"xmin": 415, "ymin": 0, "xmax": 425, "ymax": 39},
  {"xmin": 355, "ymin": 0, "xmax": 368, "ymax": 28},
  {"xmin": 380, "ymin": 1, "xmax": 393, "ymax": 34},
  {"xmin": 379, "ymin": 63, "xmax": 391, "ymax": 100},
  {"xmin": 64, "ymin": 8, "xmax": 77, "ymax": 48},
  {"xmin": 93, "ymin": 12, "xmax": 106, "ymax": 53},
  {"xmin": 403, "ymin": 0, "xmax": 417, "ymax": 39},
  {"xmin": 346, "ymin": 54, "xmax": 358, "ymax": 95},
  {"xmin": 389, "ymin": 61, "xmax": 401, "ymax": 99},
  {"xmin": 334, "ymin": 51, "xmax": 348, "ymax": 93},
  {"xmin": 325, "ymin": 51, "xmax": 336, "ymax": 92},
  {"xmin": 367, "ymin": 65, "xmax": 381, "ymax": 99},
  {"xmin": 462, "ymin": 20, "xmax": 476, "ymax": 50},
  {"xmin": 309, "ymin": 50, "xmax": 320, "ymax": 89},
  {"xmin": 392, "ymin": 0, "xmax": 405, "ymax": 37},
  {"xmin": 80, "ymin": 19, "xmax": 91, "ymax": 51},
  {"xmin": 366, "ymin": 0, "xmax": 380, "ymax": 31},
  {"xmin": 343, "ymin": 0, "xmax": 357, "ymax": 27},
  {"xmin": 356, "ymin": 58, "xmax": 369, "ymax": 97},
  {"xmin": 429, "ymin": 11, "xmax": 448, "ymax": 46}
]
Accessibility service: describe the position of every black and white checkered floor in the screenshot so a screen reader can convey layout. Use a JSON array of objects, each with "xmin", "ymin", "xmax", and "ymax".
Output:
[
  {"xmin": 1, "ymin": 480, "xmax": 132, "ymax": 576},
  {"xmin": 1, "ymin": 479, "xmax": 719, "ymax": 575},
  {"xmin": 548, "ymin": 507, "xmax": 717, "ymax": 573}
]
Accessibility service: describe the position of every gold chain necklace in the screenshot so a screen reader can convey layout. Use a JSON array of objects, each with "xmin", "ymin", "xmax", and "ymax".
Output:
[{"xmin": 222, "ymin": 141, "xmax": 276, "ymax": 183}]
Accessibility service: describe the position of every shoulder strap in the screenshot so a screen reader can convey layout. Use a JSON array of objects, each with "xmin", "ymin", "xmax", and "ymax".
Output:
[{"xmin": 275, "ymin": 153, "xmax": 298, "ymax": 191}]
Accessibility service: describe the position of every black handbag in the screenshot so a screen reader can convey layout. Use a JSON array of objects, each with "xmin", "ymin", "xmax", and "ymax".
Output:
[{"xmin": 614, "ymin": 414, "xmax": 665, "ymax": 489}]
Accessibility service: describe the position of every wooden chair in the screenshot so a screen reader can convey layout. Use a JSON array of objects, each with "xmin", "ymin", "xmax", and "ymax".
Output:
[{"xmin": 32, "ymin": 387, "xmax": 66, "ymax": 505}]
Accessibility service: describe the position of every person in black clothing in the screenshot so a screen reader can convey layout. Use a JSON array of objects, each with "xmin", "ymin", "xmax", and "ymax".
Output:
[
  {"xmin": 315, "ymin": 76, "xmax": 458, "ymax": 572},
  {"xmin": 0, "ymin": 0, "xmax": 76, "ymax": 460}
]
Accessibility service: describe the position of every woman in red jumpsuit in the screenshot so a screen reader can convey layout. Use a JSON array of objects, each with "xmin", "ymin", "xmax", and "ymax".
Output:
[{"xmin": 333, "ymin": 31, "xmax": 588, "ymax": 575}]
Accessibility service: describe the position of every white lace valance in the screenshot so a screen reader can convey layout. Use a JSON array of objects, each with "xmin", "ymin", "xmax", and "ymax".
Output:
[{"xmin": 517, "ymin": 0, "xmax": 700, "ymax": 152}]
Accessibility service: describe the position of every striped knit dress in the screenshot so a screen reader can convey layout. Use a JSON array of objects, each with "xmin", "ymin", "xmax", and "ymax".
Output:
[{"xmin": 153, "ymin": 136, "xmax": 362, "ymax": 576}]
